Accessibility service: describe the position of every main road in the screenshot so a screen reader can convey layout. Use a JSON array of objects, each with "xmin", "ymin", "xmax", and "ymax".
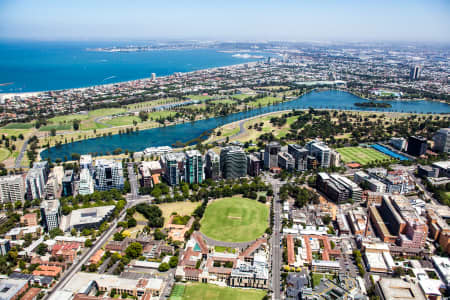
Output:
[
  {"xmin": 47, "ymin": 176, "xmax": 151, "ymax": 298},
  {"xmin": 265, "ymin": 174, "xmax": 283, "ymax": 300}
]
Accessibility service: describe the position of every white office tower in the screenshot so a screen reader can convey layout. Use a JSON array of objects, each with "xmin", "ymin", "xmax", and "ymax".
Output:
[
  {"xmin": 94, "ymin": 159, "xmax": 124, "ymax": 191},
  {"xmin": 79, "ymin": 168, "xmax": 94, "ymax": 196},
  {"xmin": 151, "ymin": 73, "xmax": 156, "ymax": 80},
  {"xmin": 40, "ymin": 200, "xmax": 61, "ymax": 232},
  {"xmin": 306, "ymin": 140, "xmax": 331, "ymax": 168},
  {"xmin": 80, "ymin": 154, "xmax": 94, "ymax": 175},
  {"xmin": 433, "ymin": 128, "xmax": 450, "ymax": 153},
  {"xmin": 26, "ymin": 169, "xmax": 45, "ymax": 200},
  {"xmin": 0, "ymin": 175, "xmax": 25, "ymax": 203}
]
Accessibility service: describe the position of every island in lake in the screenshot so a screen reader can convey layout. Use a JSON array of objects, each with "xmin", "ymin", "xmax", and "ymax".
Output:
[{"xmin": 354, "ymin": 102, "xmax": 392, "ymax": 108}]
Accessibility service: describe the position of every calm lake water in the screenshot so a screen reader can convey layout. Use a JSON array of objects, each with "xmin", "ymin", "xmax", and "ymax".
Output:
[{"xmin": 40, "ymin": 90, "xmax": 450, "ymax": 161}]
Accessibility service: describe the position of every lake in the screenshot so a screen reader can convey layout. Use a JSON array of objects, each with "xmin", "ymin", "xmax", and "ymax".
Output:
[{"xmin": 40, "ymin": 90, "xmax": 450, "ymax": 161}]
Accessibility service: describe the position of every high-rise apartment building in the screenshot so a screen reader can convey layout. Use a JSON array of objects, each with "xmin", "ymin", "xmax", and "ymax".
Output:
[
  {"xmin": 433, "ymin": 128, "xmax": 450, "ymax": 153},
  {"xmin": 288, "ymin": 144, "xmax": 308, "ymax": 171},
  {"xmin": 407, "ymin": 136, "xmax": 428, "ymax": 157},
  {"xmin": 185, "ymin": 150, "xmax": 203, "ymax": 184},
  {"xmin": 26, "ymin": 169, "xmax": 45, "ymax": 200},
  {"xmin": 80, "ymin": 154, "xmax": 94, "ymax": 175},
  {"xmin": 410, "ymin": 65, "xmax": 421, "ymax": 81},
  {"xmin": 205, "ymin": 150, "xmax": 220, "ymax": 180},
  {"xmin": 94, "ymin": 159, "xmax": 124, "ymax": 191},
  {"xmin": 306, "ymin": 140, "xmax": 331, "ymax": 168},
  {"xmin": 79, "ymin": 168, "xmax": 94, "ymax": 195},
  {"xmin": 0, "ymin": 175, "xmax": 24, "ymax": 203},
  {"xmin": 161, "ymin": 153, "xmax": 185, "ymax": 186},
  {"xmin": 264, "ymin": 142, "xmax": 281, "ymax": 169},
  {"xmin": 62, "ymin": 170, "xmax": 74, "ymax": 197},
  {"xmin": 41, "ymin": 200, "xmax": 61, "ymax": 232},
  {"xmin": 220, "ymin": 146, "xmax": 247, "ymax": 179}
]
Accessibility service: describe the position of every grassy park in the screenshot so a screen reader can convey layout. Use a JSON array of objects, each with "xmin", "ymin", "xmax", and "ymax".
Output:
[
  {"xmin": 157, "ymin": 202, "xmax": 200, "ymax": 227},
  {"xmin": 337, "ymin": 146, "xmax": 390, "ymax": 165},
  {"xmin": 200, "ymin": 197, "xmax": 269, "ymax": 243},
  {"xmin": 170, "ymin": 283, "xmax": 266, "ymax": 300}
]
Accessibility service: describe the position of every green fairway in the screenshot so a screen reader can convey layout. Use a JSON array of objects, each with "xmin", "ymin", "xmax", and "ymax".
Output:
[
  {"xmin": 1, "ymin": 122, "xmax": 34, "ymax": 129},
  {"xmin": 210, "ymin": 99, "xmax": 236, "ymax": 105},
  {"xmin": 104, "ymin": 116, "xmax": 141, "ymax": 126},
  {"xmin": 170, "ymin": 283, "xmax": 266, "ymax": 300},
  {"xmin": 337, "ymin": 147, "xmax": 390, "ymax": 165},
  {"xmin": 0, "ymin": 148, "xmax": 10, "ymax": 162},
  {"xmin": 200, "ymin": 197, "xmax": 269, "ymax": 243},
  {"xmin": 39, "ymin": 124, "xmax": 72, "ymax": 131},
  {"xmin": 148, "ymin": 111, "xmax": 176, "ymax": 120},
  {"xmin": 48, "ymin": 113, "xmax": 89, "ymax": 123}
]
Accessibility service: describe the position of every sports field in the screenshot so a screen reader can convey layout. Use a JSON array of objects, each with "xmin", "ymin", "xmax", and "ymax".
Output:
[
  {"xmin": 337, "ymin": 147, "xmax": 390, "ymax": 165},
  {"xmin": 170, "ymin": 283, "xmax": 266, "ymax": 300},
  {"xmin": 200, "ymin": 197, "xmax": 269, "ymax": 243},
  {"xmin": 0, "ymin": 148, "xmax": 10, "ymax": 162}
]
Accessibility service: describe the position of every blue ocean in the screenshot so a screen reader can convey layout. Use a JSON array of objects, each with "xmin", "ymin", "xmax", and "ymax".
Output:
[{"xmin": 0, "ymin": 40, "xmax": 263, "ymax": 93}]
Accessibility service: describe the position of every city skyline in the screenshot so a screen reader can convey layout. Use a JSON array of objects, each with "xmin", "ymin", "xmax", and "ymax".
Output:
[{"xmin": 0, "ymin": 0, "xmax": 449, "ymax": 42}]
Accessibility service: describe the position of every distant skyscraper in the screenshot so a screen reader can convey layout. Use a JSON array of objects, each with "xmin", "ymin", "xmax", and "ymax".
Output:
[
  {"xmin": 264, "ymin": 142, "xmax": 281, "ymax": 169},
  {"xmin": 407, "ymin": 136, "xmax": 428, "ymax": 157},
  {"xmin": 151, "ymin": 73, "xmax": 156, "ymax": 80},
  {"xmin": 185, "ymin": 150, "xmax": 203, "ymax": 184},
  {"xmin": 205, "ymin": 150, "xmax": 220, "ymax": 180},
  {"xmin": 433, "ymin": 128, "xmax": 450, "ymax": 153},
  {"xmin": 0, "ymin": 175, "xmax": 24, "ymax": 203},
  {"xmin": 220, "ymin": 146, "xmax": 247, "ymax": 179},
  {"xmin": 94, "ymin": 159, "xmax": 124, "ymax": 191},
  {"xmin": 410, "ymin": 65, "xmax": 421, "ymax": 81}
]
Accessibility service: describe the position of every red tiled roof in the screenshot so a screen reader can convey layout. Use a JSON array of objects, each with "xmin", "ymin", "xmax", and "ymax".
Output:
[{"xmin": 287, "ymin": 234, "xmax": 295, "ymax": 265}]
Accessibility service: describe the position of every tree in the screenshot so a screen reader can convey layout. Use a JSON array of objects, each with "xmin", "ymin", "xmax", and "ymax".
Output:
[
  {"xmin": 322, "ymin": 215, "xmax": 332, "ymax": 225},
  {"xmin": 36, "ymin": 243, "xmax": 48, "ymax": 256},
  {"xmin": 50, "ymin": 128, "xmax": 57, "ymax": 137},
  {"xmin": 49, "ymin": 228, "xmax": 64, "ymax": 238},
  {"xmin": 125, "ymin": 242, "xmax": 143, "ymax": 259},
  {"xmin": 85, "ymin": 239, "xmax": 93, "ymax": 247},
  {"xmin": 169, "ymin": 256, "xmax": 179, "ymax": 268},
  {"xmin": 153, "ymin": 229, "xmax": 166, "ymax": 240},
  {"xmin": 158, "ymin": 262, "xmax": 170, "ymax": 272},
  {"xmin": 138, "ymin": 111, "xmax": 148, "ymax": 122},
  {"xmin": 127, "ymin": 218, "xmax": 137, "ymax": 228},
  {"xmin": 113, "ymin": 232, "xmax": 125, "ymax": 241},
  {"xmin": 258, "ymin": 195, "xmax": 267, "ymax": 203},
  {"xmin": 73, "ymin": 119, "xmax": 81, "ymax": 130}
]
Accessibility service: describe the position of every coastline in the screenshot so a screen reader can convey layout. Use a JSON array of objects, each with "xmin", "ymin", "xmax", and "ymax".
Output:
[{"xmin": 0, "ymin": 60, "xmax": 260, "ymax": 98}]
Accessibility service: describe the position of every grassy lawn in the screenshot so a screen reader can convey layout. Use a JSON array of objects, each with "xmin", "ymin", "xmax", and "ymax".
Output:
[
  {"xmin": 246, "ymin": 96, "xmax": 282, "ymax": 108},
  {"xmin": 158, "ymin": 202, "xmax": 200, "ymax": 227},
  {"xmin": 312, "ymin": 273, "xmax": 334, "ymax": 286},
  {"xmin": 39, "ymin": 124, "xmax": 72, "ymax": 131},
  {"xmin": 337, "ymin": 147, "xmax": 390, "ymax": 165},
  {"xmin": 133, "ymin": 212, "xmax": 147, "ymax": 222},
  {"xmin": 210, "ymin": 99, "xmax": 236, "ymax": 105},
  {"xmin": 104, "ymin": 116, "xmax": 141, "ymax": 127},
  {"xmin": 87, "ymin": 108, "xmax": 126, "ymax": 118},
  {"xmin": 186, "ymin": 95, "xmax": 214, "ymax": 100},
  {"xmin": 171, "ymin": 283, "xmax": 266, "ymax": 300},
  {"xmin": 148, "ymin": 111, "xmax": 176, "ymax": 120},
  {"xmin": 214, "ymin": 246, "xmax": 236, "ymax": 254},
  {"xmin": 48, "ymin": 113, "xmax": 89, "ymax": 123},
  {"xmin": 200, "ymin": 197, "xmax": 269, "ymax": 243},
  {"xmin": 0, "ymin": 148, "xmax": 11, "ymax": 162},
  {"xmin": 1, "ymin": 122, "xmax": 34, "ymax": 129}
]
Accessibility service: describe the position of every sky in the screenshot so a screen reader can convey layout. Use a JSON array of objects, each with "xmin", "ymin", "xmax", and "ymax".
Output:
[{"xmin": 0, "ymin": 0, "xmax": 449, "ymax": 42}]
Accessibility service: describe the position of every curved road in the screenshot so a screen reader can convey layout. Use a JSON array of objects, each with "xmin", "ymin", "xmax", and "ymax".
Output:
[{"xmin": 15, "ymin": 138, "xmax": 30, "ymax": 168}]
